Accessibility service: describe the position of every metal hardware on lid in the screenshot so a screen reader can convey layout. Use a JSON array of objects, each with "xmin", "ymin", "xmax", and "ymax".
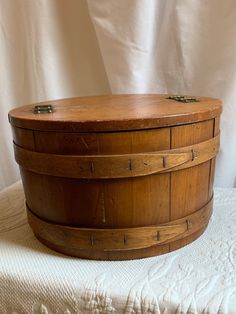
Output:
[
  {"xmin": 34, "ymin": 105, "xmax": 53, "ymax": 114},
  {"xmin": 167, "ymin": 95, "xmax": 198, "ymax": 103}
]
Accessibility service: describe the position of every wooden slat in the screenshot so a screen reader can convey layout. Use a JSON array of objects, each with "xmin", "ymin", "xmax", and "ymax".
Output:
[
  {"xmin": 14, "ymin": 134, "xmax": 219, "ymax": 179},
  {"xmin": 170, "ymin": 119, "xmax": 214, "ymax": 251},
  {"xmin": 91, "ymin": 128, "xmax": 171, "ymax": 229},
  {"xmin": 11, "ymin": 127, "xmax": 35, "ymax": 150},
  {"xmin": 208, "ymin": 117, "xmax": 221, "ymax": 198}
]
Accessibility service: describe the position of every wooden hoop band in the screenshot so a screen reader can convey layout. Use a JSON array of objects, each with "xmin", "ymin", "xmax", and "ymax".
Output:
[
  {"xmin": 14, "ymin": 133, "xmax": 219, "ymax": 179},
  {"xmin": 27, "ymin": 196, "xmax": 213, "ymax": 251}
]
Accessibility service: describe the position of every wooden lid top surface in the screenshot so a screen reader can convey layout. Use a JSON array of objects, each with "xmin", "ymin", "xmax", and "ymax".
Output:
[{"xmin": 9, "ymin": 94, "xmax": 222, "ymax": 132}]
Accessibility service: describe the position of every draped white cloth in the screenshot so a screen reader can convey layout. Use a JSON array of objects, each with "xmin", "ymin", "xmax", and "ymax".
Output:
[
  {"xmin": 1, "ymin": 0, "xmax": 236, "ymax": 188},
  {"xmin": 1, "ymin": 181, "xmax": 236, "ymax": 313}
]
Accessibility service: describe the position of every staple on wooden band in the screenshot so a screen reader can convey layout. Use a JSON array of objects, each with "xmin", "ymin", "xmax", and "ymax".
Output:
[
  {"xmin": 191, "ymin": 149, "xmax": 196, "ymax": 161},
  {"xmin": 90, "ymin": 235, "xmax": 94, "ymax": 246},
  {"xmin": 186, "ymin": 219, "xmax": 192, "ymax": 230},
  {"xmin": 163, "ymin": 157, "xmax": 167, "ymax": 168},
  {"xmin": 90, "ymin": 162, "xmax": 95, "ymax": 173}
]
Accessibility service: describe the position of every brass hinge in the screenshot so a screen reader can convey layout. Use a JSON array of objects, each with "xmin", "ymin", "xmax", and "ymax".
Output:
[
  {"xmin": 34, "ymin": 104, "xmax": 53, "ymax": 114},
  {"xmin": 167, "ymin": 95, "xmax": 198, "ymax": 103}
]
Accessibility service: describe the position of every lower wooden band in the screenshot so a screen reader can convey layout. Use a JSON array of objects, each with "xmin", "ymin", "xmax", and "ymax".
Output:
[{"xmin": 27, "ymin": 196, "xmax": 213, "ymax": 253}]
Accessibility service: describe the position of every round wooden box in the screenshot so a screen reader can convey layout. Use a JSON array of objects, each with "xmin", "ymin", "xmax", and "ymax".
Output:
[{"xmin": 9, "ymin": 94, "xmax": 222, "ymax": 260}]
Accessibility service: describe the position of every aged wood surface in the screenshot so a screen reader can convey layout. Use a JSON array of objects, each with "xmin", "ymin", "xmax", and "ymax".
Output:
[
  {"xmin": 208, "ymin": 117, "xmax": 220, "ymax": 198},
  {"xmin": 9, "ymin": 94, "xmax": 222, "ymax": 132},
  {"xmin": 14, "ymin": 133, "xmax": 219, "ymax": 179},
  {"xmin": 169, "ymin": 120, "xmax": 215, "ymax": 251},
  {"xmin": 9, "ymin": 94, "xmax": 222, "ymax": 260},
  {"xmin": 27, "ymin": 196, "xmax": 212, "ymax": 252}
]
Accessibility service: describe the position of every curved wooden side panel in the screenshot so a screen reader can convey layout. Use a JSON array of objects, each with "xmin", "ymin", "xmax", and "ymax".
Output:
[
  {"xmin": 18, "ymin": 127, "xmax": 172, "ymax": 228},
  {"xmin": 12, "ymin": 118, "xmax": 219, "ymax": 260},
  {"xmin": 27, "ymin": 196, "xmax": 213, "ymax": 260},
  {"xmin": 170, "ymin": 119, "xmax": 215, "ymax": 252},
  {"xmin": 20, "ymin": 168, "xmax": 171, "ymax": 228}
]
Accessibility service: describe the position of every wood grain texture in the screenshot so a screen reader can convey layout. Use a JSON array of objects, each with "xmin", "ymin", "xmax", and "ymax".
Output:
[
  {"xmin": 169, "ymin": 120, "xmax": 215, "ymax": 251},
  {"xmin": 33, "ymin": 217, "xmax": 211, "ymax": 260},
  {"xmin": 9, "ymin": 94, "xmax": 222, "ymax": 260},
  {"xmin": 14, "ymin": 134, "xmax": 219, "ymax": 179},
  {"xmin": 27, "ymin": 196, "xmax": 212, "ymax": 258},
  {"xmin": 11, "ymin": 127, "xmax": 35, "ymax": 150},
  {"xmin": 18, "ymin": 128, "xmax": 171, "ymax": 228},
  {"xmin": 9, "ymin": 94, "xmax": 222, "ymax": 132},
  {"xmin": 208, "ymin": 117, "xmax": 220, "ymax": 198}
]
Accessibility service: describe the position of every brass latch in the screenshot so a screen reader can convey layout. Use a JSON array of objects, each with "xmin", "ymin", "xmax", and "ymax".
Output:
[
  {"xmin": 167, "ymin": 95, "xmax": 198, "ymax": 103},
  {"xmin": 34, "ymin": 105, "xmax": 53, "ymax": 114}
]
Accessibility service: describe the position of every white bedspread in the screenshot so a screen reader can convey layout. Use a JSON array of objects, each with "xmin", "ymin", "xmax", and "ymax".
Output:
[{"xmin": 0, "ymin": 182, "xmax": 236, "ymax": 314}]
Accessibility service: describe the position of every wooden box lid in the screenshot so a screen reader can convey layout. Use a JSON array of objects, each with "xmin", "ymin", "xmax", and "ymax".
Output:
[{"xmin": 9, "ymin": 94, "xmax": 222, "ymax": 132}]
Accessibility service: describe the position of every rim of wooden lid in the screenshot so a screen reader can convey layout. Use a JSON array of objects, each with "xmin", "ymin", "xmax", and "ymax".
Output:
[{"xmin": 8, "ymin": 94, "xmax": 222, "ymax": 132}]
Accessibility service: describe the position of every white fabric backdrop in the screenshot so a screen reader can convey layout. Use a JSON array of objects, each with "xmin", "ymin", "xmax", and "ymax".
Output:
[
  {"xmin": 87, "ymin": 0, "xmax": 236, "ymax": 188},
  {"xmin": 0, "ymin": 0, "xmax": 110, "ymax": 190},
  {"xmin": 1, "ymin": 0, "xmax": 236, "ymax": 189}
]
